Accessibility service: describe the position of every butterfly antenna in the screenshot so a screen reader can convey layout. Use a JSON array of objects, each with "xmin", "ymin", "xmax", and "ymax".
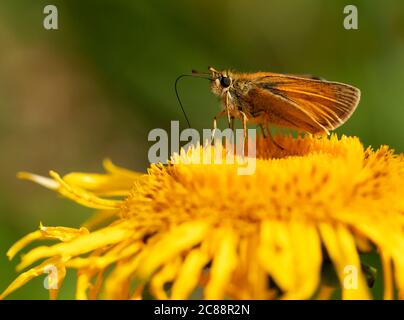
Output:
[{"xmin": 174, "ymin": 74, "xmax": 212, "ymax": 129}]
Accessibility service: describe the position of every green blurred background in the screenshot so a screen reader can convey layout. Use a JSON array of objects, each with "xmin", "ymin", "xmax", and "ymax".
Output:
[{"xmin": 0, "ymin": 0, "xmax": 403, "ymax": 299}]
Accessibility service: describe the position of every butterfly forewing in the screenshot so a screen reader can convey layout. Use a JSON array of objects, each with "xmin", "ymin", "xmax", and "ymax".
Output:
[{"xmin": 250, "ymin": 74, "xmax": 360, "ymax": 134}]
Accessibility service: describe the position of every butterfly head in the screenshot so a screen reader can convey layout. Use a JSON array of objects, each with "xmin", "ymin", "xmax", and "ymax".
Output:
[{"xmin": 207, "ymin": 66, "xmax": 233, "ymax": 97}]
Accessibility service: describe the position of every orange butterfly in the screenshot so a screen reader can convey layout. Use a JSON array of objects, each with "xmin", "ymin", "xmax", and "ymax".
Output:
[{"xmin": 204, "ymin": 67, "xmax": 360, "ymax": 145}]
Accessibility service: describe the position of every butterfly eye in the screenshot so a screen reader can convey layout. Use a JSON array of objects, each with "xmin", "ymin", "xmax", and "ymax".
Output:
[{"xmin": 220, "ymin": 76, "xmax": 231, "ymax": 88}]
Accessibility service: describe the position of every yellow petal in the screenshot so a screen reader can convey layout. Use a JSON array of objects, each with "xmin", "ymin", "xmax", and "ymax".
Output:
[
  {"xmin": 381, "ymin": 252, "xmax": 393, "ymax": 300},
  {"xmin": 17, "ymin": 223, "xmax": 132, "ymax": 271},
  {"xmin": 319, "ymin": 223, "xmax": 370, "ymax": 300},
  {"xmin": 171, "ymin": 248, "xmax": 210, "ymax": 299},
  {"xmin": 136, "ymin": 221, "xmax": 210, "ymax": 280},
  {"xmin": 76, "ymin": 270, "xmax": 93, "ymax": 300},
  {"xmin": 66, "ymin": 241, "xmax": 142, "ymax": 269},
  {"xmin": 7, "ymin": 230, "xmax": 42, "ymax": 260},
  {"xmin": 149, "ymin": 257, "xmax": 182, "ymax": 299},
  {"xmin": 49, "ymin": 263, "xmax": 67, "ymax": 300},
  {"xmin": 258, "ymin": 219, "xmax": 321, "ymax": 299},
  {"xmin": 39, "ymin": 223, "xmax": 90, "ymax": 242},
  {"xmin": 17, "ymin": 172, "xmax": 59, "ymax": 190},
  {"xmin": 103, "ymin": 158, "xmax": 142, "ymax": 179},
  {"xmin": 205, "ymin": 228, "xmax": 238, "ymax": 299},
  {"xmin": 235, "ymin": 235, "xmax": 269, "ymax": 299},
  {"xmin": 63, "ymin": 172, "xmax": 134, "ymax": 197},
  {"xmin": 49, "ymin": 171, "xmax": 122, "ymax": 209},
  {"xmin": 18, "ymin": 171, "xmax": 121, "ymax": 210},
  {"xmin": 89, "ymin": 271, "xmax": 104, "ymax": 300},
  {"xmin": 7, "ymin": 224, "xmax": 89, "ymax": 260},
  {"xmin": 282, "ymin": 221, "xmax": 322, "ymax": 299},
  {"xmin": 81, "ymin": 210, "xmax": 118, "ymax": 231},
  {"xmin": 104, "ymin": 250, "xmax": 147, "ymax": 299},
  {"xmin": 392, "ymin": 248, "xmax": 404, "ymax": 299},
  {"xmin": 0, "ymin": 257, "xmax": 65, "ymax": 300}
]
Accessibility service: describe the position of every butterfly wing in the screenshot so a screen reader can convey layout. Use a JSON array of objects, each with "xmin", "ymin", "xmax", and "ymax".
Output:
[{"xmin": 244, "ymin": 73, "xmax": 360, "ymax": 134}]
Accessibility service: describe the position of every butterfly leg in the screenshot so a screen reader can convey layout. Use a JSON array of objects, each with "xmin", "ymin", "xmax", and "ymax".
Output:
[
  {"xmin": 229, "ymin": 116, "xmax": 236, "ymax": 143},
  {"xmin": 239, "ymin": 111, "xmax": 248, "ymax": 154},
  {"xmin": 259, "ymin": 124, "xmax": 267, "ymax": 138},
  {"xmin": 225, "ymin": 92, "xmax": 232, "ymax": 128},
  {"xmin": 266, "ymin": 125, "xmax": 285, "ymax": 151},
  {"xmin": 211, "ymin": 110, "xmax": 226, "ymax": 141},
  {"xmin": 224, "ymin": 92, "xmax": 236, "ymax": 143}
]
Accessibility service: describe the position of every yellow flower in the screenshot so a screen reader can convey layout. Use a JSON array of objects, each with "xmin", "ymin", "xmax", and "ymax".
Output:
[{"xmin": 1, "ymin": 135, "xmax": 404, "ymax": 300}]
